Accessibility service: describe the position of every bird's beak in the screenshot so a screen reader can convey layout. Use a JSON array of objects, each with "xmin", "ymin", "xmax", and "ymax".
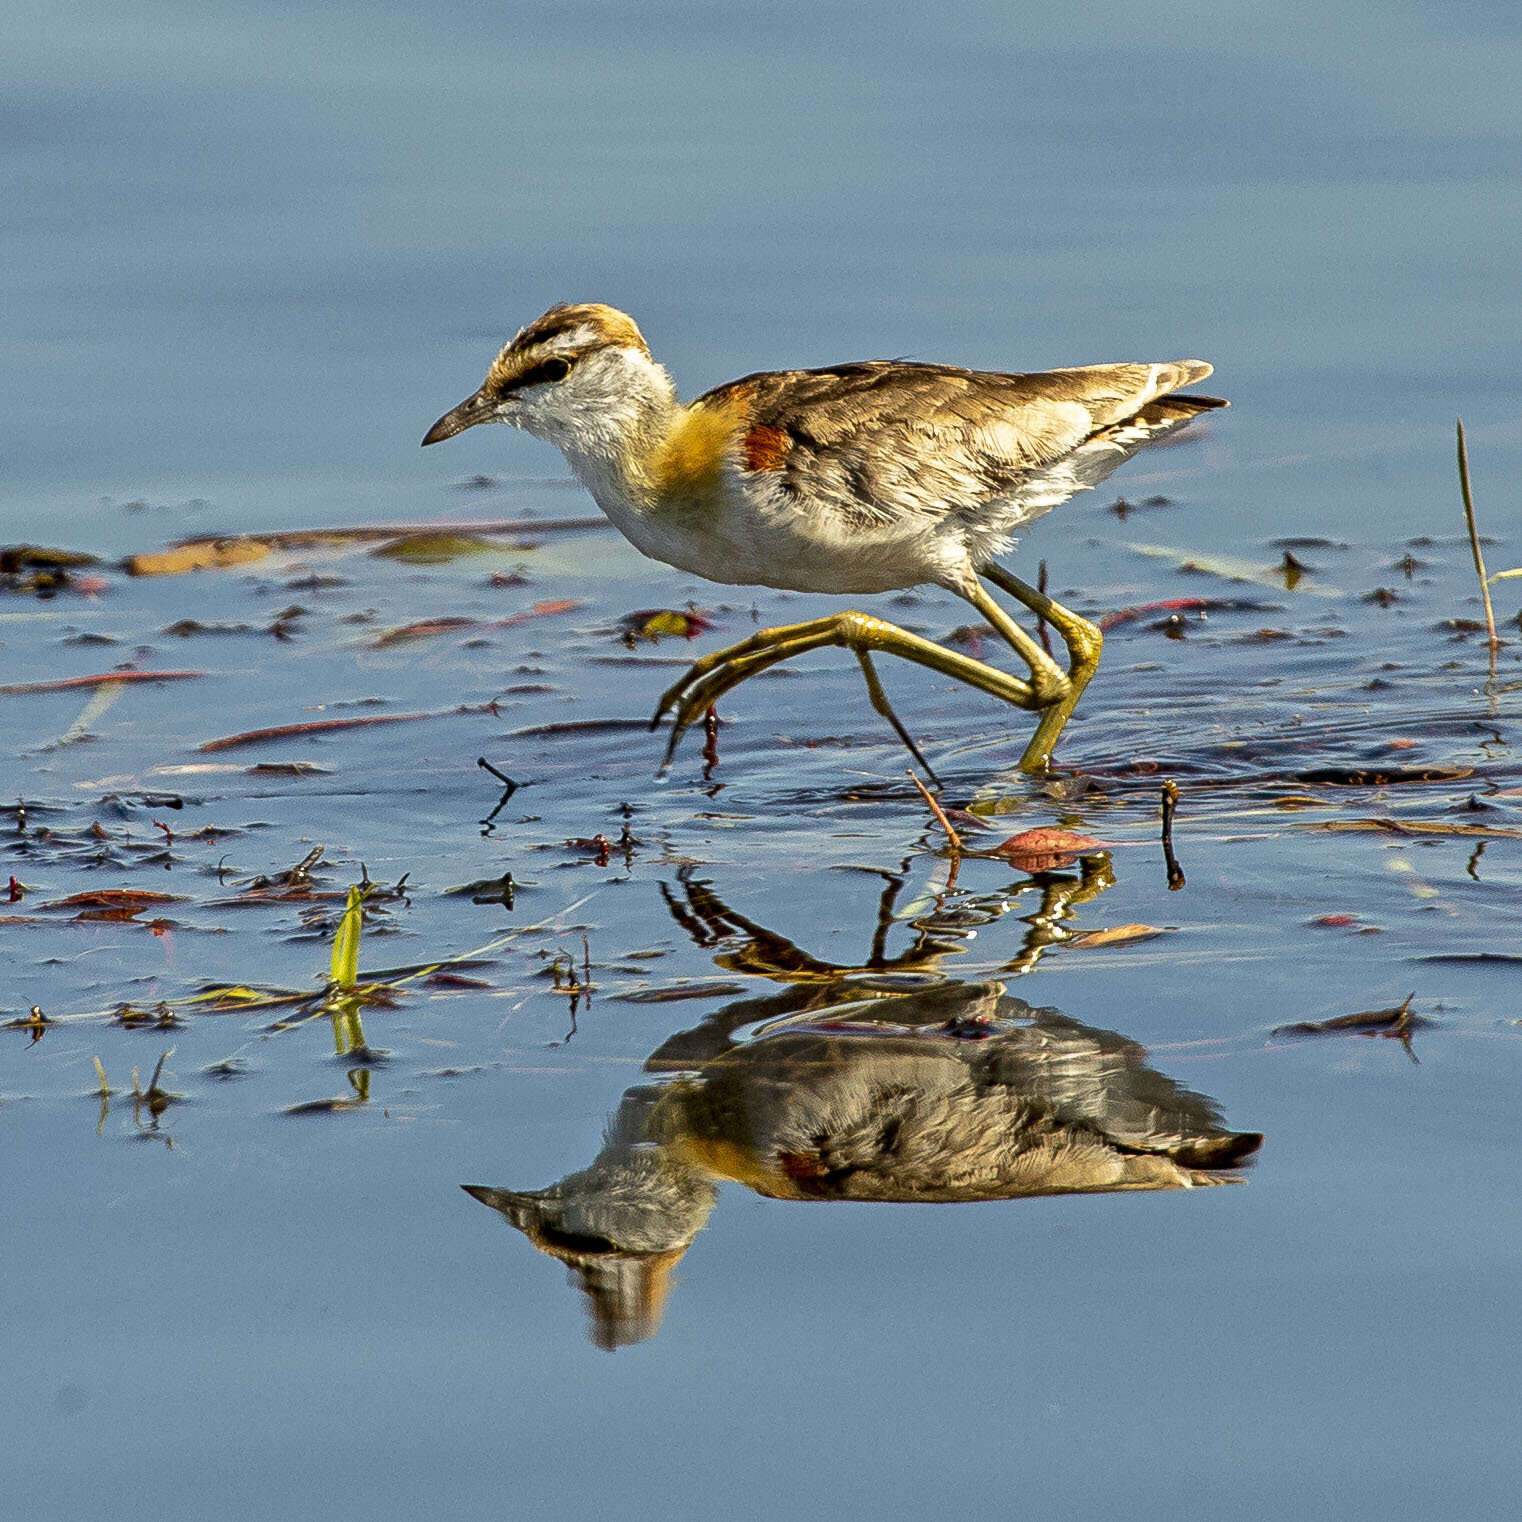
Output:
[{"xmin": 422, "ymin": 389, "xmax": 495, "ymax": 447}]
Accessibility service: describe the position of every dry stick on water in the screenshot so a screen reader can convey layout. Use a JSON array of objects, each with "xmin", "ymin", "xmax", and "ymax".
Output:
[
  {"xmin": 199, "ymin": 704, "xmax": 494, "ymax": 753},
  {"xmin": 1456, "ymin": 419, "xmax": 1500, "ymax": 660},
  {"xmin": 0, "ymin": 669, "xmax": 205, "ymax": 697},
  {"xmin": 1161, "ymin": 780, "xmax": 1185, "ymax": 890},
  {"xmin": 907, "ymin": 769, "xmax": 963, "ymax": 891}
]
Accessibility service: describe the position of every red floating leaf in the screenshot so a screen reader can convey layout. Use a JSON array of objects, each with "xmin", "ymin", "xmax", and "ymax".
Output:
[{"xmin": 992, "ymin": 828, "xmax": 1101, "ymax": 871}]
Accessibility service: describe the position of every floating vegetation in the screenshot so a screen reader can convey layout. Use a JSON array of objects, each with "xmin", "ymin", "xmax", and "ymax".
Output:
[{"xmin": 1272, "ymin": 993, "xmax": 1431, "ymax": 1060}]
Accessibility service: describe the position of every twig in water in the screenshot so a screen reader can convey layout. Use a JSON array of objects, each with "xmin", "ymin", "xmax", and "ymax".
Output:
[
  {"xmin": 478, "ymin": 757, "xmax": 519, "ymax": 827},
  {"xmin": 1036, "ymin": 559, "xmax": 1053, "ymax": 657},
  {"xmin": 701, "ymin": 705, "xmax": 720, "ymax": 776},
  {"xmin": 907, "ymin": 769, "xmax": 962, "ymax": 890},
  {"xmin": 1161, "ymin": 780, "xmax": 1186, "ymax": 890},
  {"xmin": 0, "ymin": 670, "xmax": 204, "ymax": 697},
  {"xmin": 1456, "ymin": 419, "xmax": 1500, "ymax": 659}
]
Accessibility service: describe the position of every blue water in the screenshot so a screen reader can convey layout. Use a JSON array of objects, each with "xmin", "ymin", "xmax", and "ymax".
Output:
[
  {"xmin": 9, "ymin": 1, "xmax": 1522, "ymax": 537},
  {"xmin": 5, "ymin": 3, "xmax": 1522, "ymax": 1519}
]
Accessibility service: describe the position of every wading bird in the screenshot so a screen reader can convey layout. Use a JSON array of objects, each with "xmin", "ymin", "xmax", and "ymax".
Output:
[{"xmin": 424, "ymin": 304, "xmax": 1225, "ymax": 774}]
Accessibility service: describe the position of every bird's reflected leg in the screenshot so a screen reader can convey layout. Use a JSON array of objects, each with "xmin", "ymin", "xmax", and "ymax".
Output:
[
  {"xmin": 652, "ymin": 611, "xmax": 1039, "ymax": 771},
  {"xmin": 977, "ymin": 563, "xmax": 1104, "ymax": 774},
  {"xmin": 1000, "ymin": 852, "xmax": 1117, "ymax": 975}
]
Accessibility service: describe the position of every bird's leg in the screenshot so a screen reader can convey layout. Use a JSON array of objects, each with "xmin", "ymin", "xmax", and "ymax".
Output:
[
  {"xmin": 852, "ymin": 648, "xmax": 942, "ymax": 787},
  {"xmin": 652, "ymin": 611, "xmax": 1039, "ymax": 770},
  {"xmin": 957, "ymin": 581, "xmax": 1069, "ymax": 705},
  {"xmin": 977, "ymin": 563, "xmax": 1104, "ymax": 774}
]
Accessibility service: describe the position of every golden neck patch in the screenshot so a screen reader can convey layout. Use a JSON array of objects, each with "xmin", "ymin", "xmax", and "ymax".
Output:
[{"xmin": 645, "ymin": 390, "xmax": 750, "ymax": 500}]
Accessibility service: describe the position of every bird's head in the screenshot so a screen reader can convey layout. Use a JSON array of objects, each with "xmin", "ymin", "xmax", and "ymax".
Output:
[{"xmin": 422, "ymin": 302, "xmax": 674, "ymax": 461}]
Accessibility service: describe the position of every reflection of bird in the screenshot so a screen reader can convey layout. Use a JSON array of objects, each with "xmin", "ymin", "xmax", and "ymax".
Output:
[
  {"xmin": 658, "ymin": 981, "xmax": 1261, "ymax": 1202},
  {"xmin": 424, "ymin": 303, "xmax": 1226, "ymax": 772},
  {"xmin": 464, "ymin": 1089, "xmax": 717, "ymax": 1353},
  {"xmin": 464, "ymin": 979, "xmax": 1260, "ymax": 1348}
]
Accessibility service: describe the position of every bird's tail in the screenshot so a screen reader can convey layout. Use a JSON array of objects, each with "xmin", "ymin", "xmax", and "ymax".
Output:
[{"xmin": 1063, "ymin": 392, "xmax": 1228, "ymax": 495}]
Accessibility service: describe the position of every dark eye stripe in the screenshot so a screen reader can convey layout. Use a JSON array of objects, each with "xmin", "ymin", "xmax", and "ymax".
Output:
[{"xmin": 489, "ymin": 349, "xmax": 587, "ymax": 400}]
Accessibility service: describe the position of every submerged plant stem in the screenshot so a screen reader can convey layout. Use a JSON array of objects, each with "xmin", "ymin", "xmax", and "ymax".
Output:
[{"xmin": 1456, "ymin": 418, "xmax": 1500, "ymax": 654}]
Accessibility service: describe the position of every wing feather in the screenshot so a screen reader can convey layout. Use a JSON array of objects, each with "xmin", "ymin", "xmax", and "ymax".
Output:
[{"xmin": 696, "ymin": 360, "xmax": 1223, "ymax": 533}]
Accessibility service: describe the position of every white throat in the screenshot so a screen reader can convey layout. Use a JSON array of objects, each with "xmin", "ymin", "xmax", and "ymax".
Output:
[{"xmin": 520, "ymin": 351, "xmax": 680, "ymax": 495}]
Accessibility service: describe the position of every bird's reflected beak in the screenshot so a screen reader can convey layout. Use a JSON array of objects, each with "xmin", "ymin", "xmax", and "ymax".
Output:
[{"xmin": 421, "ymin": 389, "xmax": 496, "ymax": 447}]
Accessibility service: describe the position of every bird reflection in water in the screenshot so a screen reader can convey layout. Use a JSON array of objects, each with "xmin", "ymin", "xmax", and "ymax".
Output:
[{"xmin": 465, "ymin": 869, "xmax": 1261, "ymax": 1349}]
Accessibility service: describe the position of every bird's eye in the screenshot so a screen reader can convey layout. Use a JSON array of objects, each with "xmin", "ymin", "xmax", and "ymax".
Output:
[{"xmin": 527, "ymin": 356, "xmax": 572, "ymax": 386}]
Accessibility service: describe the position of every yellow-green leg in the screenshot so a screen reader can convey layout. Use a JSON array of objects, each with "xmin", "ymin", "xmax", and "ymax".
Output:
[
  {"xmin": 652, "ymin": 610, "xmax": 1040, "ymax": 770},
  {"xmin": 978, "ymin": 563, "xmax": 1103, "ymax": 774}
]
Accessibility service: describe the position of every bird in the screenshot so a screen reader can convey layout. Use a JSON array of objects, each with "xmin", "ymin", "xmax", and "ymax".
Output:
[{"xmin": 423, "ymin": 303, "xmax": 1227, "ymax": 774}]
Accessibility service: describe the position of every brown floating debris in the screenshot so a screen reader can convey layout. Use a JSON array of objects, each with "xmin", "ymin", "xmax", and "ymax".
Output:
[
  {"xmin": 509, "ymin": 717, "xmax": 653, "ymax": 738},
  {"xmin": 112, "ymin": 1002, "xmax": 181, "ymax": 1028},
  {"xmin": 44, "ymin": 889, "xmax": 183, "ymax": 913},
  {"xmin": 1065, "ymin": 924, "xmax": 1165, "ymax": 949},
  {"xmin": 198, "ymin": 703, "xmax": 494, "ymax": 752},
  {"xmin": 1414, "ymin": 952, "xmax": 1522, "ymax": 965},
  {"xmin": 617, "ymin": 981, "xmax": 748, "ymax": 1004},
  {"xmin": 369, "ymin": 616, "xmax": 480, "ymax": 647},
  {"xmin": 127, "ymin": 541, "xmax": 272, "ymax": 576},
  {"xmin": 367, "ymin": 599, "xmax": 581, "ymax": 647},
  {"xmin": 370, "ymin": 532, "xmax": 512, "ymax": 563},
  {"xmin": 1292, "ymin": 765, "xmax": 1472, "ymax": 786},
  {"xmin": 1098, "ymin": 596, "xmax": 1282, "ymax": 632},
  {"xmin": 284, "ymin": 1095, "xmax": 367, "ymax": 1116},
  {"xmin": 497, "ymin": 598, "xmax": 583, "ymax": 627},
  {"xmin": 1273, "ymin": 993, "xmax": 1429, "ymax": 1039},
  {"xmin": 2, "ymin": 545, "xmax": 101, "ymax": 573},
  {"xmin": 0, "ymin": 670, "xmax": 205, "ymax": 696},
  {"xmin": 128, "ymin": 516, "xmax": 610, "ymax": 577},
  {"xmin": 1308, "ymin": 818, "xmax": 1522, "ymax": 840},
  {"xmin": 449, "ymin": 871, "xmax": 516, "ymax": 907},
  {"xmin": 945, "ymin": 622, "xmax": 995, "ymax": 656},
  {"xmin": 1124, "ymin": 541, "xmax": 1340, "ymax": 594}
]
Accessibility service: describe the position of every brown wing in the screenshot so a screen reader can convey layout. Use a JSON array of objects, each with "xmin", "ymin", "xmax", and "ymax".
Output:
[{"xmin": 697, "ymin": 360, "xmax": 1225, "ymax": 529}]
